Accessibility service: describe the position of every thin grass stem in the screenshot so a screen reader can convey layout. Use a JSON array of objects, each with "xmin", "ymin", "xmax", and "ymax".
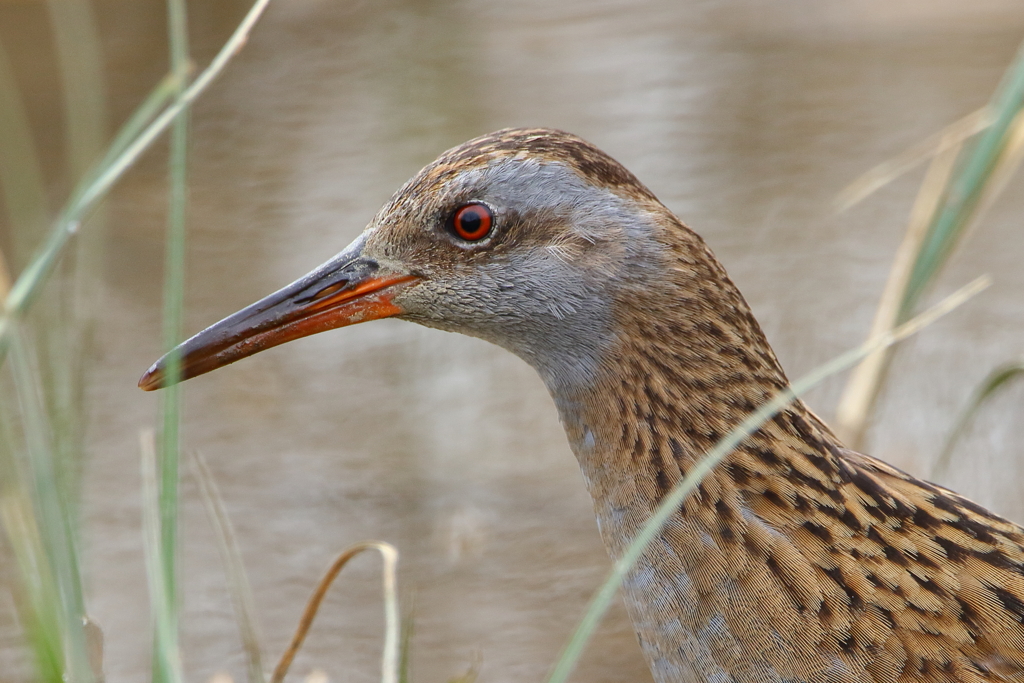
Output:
[
  {"xmin": 7, "ymin": 326, "xmax": 92, "ymax": 682},
  {"xmin": 71, "ymin": 72, "xmax": 182, "ymax": 218},
  {"xmin": 140, "ymin": 430, "xmax": 185, "ymax": 683},
  {"xmin": 190, "ymin": 450, "xmax": 266, "ymax": 683},
  {"xmin": 0, "ymin": 68, "xmax": 179, "ymax": 341},
  {"xmin": 152, "ymin": 2, "xmax": 191, "ymax": 681},
  {"xmin": 0, "ymin": 492, "xmax": 64, "ymax": 682},
  {"xmin": 835, "ymin": 107, "xmax": 991, "ymax": 213}
]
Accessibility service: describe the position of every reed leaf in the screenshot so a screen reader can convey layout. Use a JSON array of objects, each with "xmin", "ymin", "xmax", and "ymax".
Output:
[{"xmin": 900, "ymin": 40, "xmax": 1024, "ymax": 319}]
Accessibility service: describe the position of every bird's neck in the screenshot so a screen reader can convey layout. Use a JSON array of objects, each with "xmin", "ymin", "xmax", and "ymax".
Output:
[
  {"xmin": 546, "ymin": 222, "xmax": 844, "ymax": 528},
  {"xmin": 543, "ymin": 223, "xmax": 849, "ymax": 681}
]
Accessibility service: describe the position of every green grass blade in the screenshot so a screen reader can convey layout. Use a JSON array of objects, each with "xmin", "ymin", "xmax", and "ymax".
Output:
[
  {"xmin": 0, "ymin": 70, "xmax": 179, "ymax": 339},
  {"xmin": 932, "ymin": 358, "xmax": 1024, "ymax": 480},
  {"xmin": 6, "ymin": 327, "xmax": 93, "ymax": 682},
  {"xmin": 546, "ymin": 276, "xmax": 989, "ymax": 683},
  {"xmin": 0, "ymin": 381, "xmax": 65, "ymax": 683},
  {"xmin": 140, "ymin": 430, "xmax": 185, "ymax": 683},
  {"xmin": 0, "ymin": 65, "xmax": 175, "ymax": 361},
  {"xmin": 70, "ymin": 72, "xmax": 182, "ymax": 219},
  {"xmin": 0, "ymin": 491, "xmax": 65, "ymax": 682},
  {"xmin": 152, "ymin": 2, "xmax": 191, "ymax": 681},
  {"xmin": 900, "ymin": 39, "xmax": 1024, "ymax": 319},
  {"xmin": 834, "ymin": 41, "xmax": 1024, "ymax": 450}
]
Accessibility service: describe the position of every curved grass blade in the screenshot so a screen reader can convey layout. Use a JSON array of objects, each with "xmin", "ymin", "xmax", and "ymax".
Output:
[
  {"xmin": 546, "ymin": 276, "xmax": 990, "ymax": 683},
  {"xmin": 835, "ymin": 41, "xmax": 1024, "ymax": 449},
  {"xmin": 271, "ymin": 541, "xmax": 400, "ymax": 683},
  {"xmin": 931, "ymin": 358, "xmax": 1024, "ymax": 481}
]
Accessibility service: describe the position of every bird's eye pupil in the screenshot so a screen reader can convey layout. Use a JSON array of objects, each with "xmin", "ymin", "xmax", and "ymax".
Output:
[
  {"xmin": 461, "ymin": 213, "xmax": 481, "ymax": 233},
  {"xmin": 450, "ymin": 203, "xmax": 493, "ymax": 242}
]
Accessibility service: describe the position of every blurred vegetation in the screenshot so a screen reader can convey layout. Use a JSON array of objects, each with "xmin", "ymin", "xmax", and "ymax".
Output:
[
  {"xmin": 835, "ymin": 40, "xmax": 1024, "ymax": 450},
  {"xmin": 0, "ymin": 1, "xmax": 272, "ymax": 681}
]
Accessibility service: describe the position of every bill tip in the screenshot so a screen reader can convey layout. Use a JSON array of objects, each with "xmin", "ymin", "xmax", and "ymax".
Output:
[{"xmin": 138, "ymin": 364, "xmax": 163, "ymax": 391}]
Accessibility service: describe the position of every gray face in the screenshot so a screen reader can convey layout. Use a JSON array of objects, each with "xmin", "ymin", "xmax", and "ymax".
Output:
[{"xmin": 363, "ymin": 157, "xmax": 664, "ymax": 394}]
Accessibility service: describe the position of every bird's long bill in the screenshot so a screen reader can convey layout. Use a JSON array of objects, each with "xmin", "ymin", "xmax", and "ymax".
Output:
[{"xmin": 138, "ymin": 236, "xmax": 417, "ymax": 391}]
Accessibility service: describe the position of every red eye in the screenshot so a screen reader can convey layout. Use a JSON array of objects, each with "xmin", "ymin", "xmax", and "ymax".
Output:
[{"xmin": 449, "ymin": 203, "xmax": 493, "ymax": 242}]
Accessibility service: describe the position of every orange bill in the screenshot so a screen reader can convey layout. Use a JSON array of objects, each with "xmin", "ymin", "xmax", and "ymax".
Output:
[{"xmin": 139, "ymin": 240, "xmax": 418, "ymax": 391}]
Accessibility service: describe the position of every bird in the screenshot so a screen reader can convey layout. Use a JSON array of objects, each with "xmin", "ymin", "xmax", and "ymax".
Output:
[{"xmin": 140, "ymin": 128, "xmax": 1024, "ymax": 683}]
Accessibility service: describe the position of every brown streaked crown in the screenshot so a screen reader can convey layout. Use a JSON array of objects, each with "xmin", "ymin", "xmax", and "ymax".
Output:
[{"xmin": 401, "ymin": 127, "xmax": 660, "ymax": 204}]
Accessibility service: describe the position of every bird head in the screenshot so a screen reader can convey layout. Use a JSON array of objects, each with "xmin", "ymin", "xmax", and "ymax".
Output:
[{"xmin": 139, "ymin": 128, "xmax": 679, "ymax": 393}]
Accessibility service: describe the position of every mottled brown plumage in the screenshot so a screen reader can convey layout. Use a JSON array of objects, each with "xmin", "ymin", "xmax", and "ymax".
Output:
[{"xmin": 141, "ymin": 128, "xmax": 1024, "ymax": 683}]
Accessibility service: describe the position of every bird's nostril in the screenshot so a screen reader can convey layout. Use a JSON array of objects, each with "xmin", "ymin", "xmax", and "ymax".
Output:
[
  {"xmin": 313, "ymin": 282, "xmax": 349, "ymax": 300},
  {"xmin": 297, "ymin": 280, "xmax": 350, "ymax": 304}
]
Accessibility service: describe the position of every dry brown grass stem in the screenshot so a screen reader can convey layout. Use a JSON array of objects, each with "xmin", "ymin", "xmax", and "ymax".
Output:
[
  {"xmin": 271, "ymin": 541, "xmax": 399, "ymax": 683},
  {"xmin": 835, "ymin": 109, "xmax": 1024, "ymax": 448},
  {"xmin": 835, "ymin": 107, "xmax": 992, "ymax": 212},
  {"xmin": 835, "ymin": 133, "xmax": 964, "ymax": 447}
]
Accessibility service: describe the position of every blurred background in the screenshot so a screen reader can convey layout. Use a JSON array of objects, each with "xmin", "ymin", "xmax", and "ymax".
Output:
[{"xmin": 1, "ymin": 1, "xmax": 1024, "ymax": 681}]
